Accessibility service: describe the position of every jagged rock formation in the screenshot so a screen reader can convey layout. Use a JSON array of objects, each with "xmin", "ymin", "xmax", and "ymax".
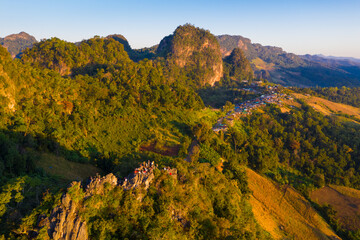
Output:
[
  {"xmin": 157, "ymin": 24, "xmax": 223, "ymax": 87},
  {"xmin": 35, "ymin": 174, "xmax": 118, "ymax": 240},
  {"xmin": 0, "ymin": 32, "xmax": 37, "ymax": 58},
  {"xmin": 85, "ymin": 173, "xmax": 118, "ymax": 196},
  {"xmin": 121, "ymin": 161, "xmax": 177, "ymax": 190},
  {"xmin": 122, "ymin": 161, "xmax": 157, "ymax": 190},
  {"xmin": 32, "ymin": 163, "xmax": 175, "ymax": 239},
  {"xmin": 38, "ymin": 182, "xmax": 89, "ymax": 240}
]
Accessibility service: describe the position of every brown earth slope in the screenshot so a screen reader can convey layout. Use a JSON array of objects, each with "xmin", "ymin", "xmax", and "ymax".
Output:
[
  {"xmin": 310, "ymin": 186, "xmax": 360, "ymax": 231},
  {"xmin": 246, "ymin": 168, "xmax": 340, "ymax": 240},
  {"xmin": 292, "ymin": 93, "xmax": 360, "ymax": 120}
]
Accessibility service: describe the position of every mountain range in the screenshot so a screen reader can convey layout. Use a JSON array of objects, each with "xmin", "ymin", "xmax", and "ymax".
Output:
[
  {"xmin": 2, "ymin": 31, "xmax": 360, "ymax": 87},
  {"xmin": 216, "ymin": 35, "xmax": 360, "ymax": 87},
  {"xmin": 1, "ymin": 25, "xmax": 360, "ymax": 240}
]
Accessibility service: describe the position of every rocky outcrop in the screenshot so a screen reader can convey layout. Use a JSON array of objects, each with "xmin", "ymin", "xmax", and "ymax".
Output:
[
  {"xmin": 34, "ymin": 174, "xmax": 118, "ymax": 240},
  {"xmin": 157, "ymin": 24, "xmax": 223, "ymax": 87},
  {"xmin": 85, "ymin": 173, "xmax": 118, "ymax": 197},
  {"xmin": 32, "ymin": 163, "xmax": 177, "ymax": 239},
  {"xmin": 216, "ymin": 35, "xmax": 252, "ymax": 58},
  {"xmin": 37, "ymin": 182, "xmax": 88, "ymax": 240},
  {"xmin": 122, "ymin": 161, "xmax": 157, "ymax": 190}
]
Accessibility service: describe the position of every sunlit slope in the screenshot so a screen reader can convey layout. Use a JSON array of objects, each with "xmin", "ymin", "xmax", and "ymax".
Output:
[
  {"xmin": 246, "ymin": 168, "xmax": 340, "ymax": 240},
  {"xmin": 311, "ymin": 185, "xmax": 360, "ymax": 231},
  {"xmin": 292, "ymin": 93, "xmax": 360, "ymax": 120}
]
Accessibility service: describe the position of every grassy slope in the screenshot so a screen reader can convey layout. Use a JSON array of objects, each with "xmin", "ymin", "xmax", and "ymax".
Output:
[
  {"xmin": 310, "ymin": 186, "xmax": 360, "ymax": 231},
  {"xmin": 36, "ymin": 153, "xmax": 102, "ymax": 181},
  {"xmin": 246, "ymin": 168, "xmax": 340, "ymax": 240},
  {"xmin": 292, "ymin": 93, "xmax": 360, "ymax": 122},
  {"xmin": 251, "ymin": 57, "xmax": 275, "ymax": 71}
]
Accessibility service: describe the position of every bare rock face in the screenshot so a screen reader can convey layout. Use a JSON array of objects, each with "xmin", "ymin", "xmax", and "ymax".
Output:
[
  {"xmin": 85, "ymin": 173, "xmax": 118, "ymax": 197},
  {"xmin": 157, "ymin": 24, "xmax": 223, "ymax": 87},
  {"xmin": 35, "ymin": 174, "xmax": 118, "ymax": 240},
  {"xmin": 39, "ymin": 182, "xmax": 88, "ymax": 240},
  {"xmin": 122, "ymin": 161, "xmax": 157, "ymax": 190},
  {"xmin": 216, "ymin": 35, "xmax": 252, "ymax": 58},
  {"xmin": 32, "ymin": 165, "xmax": 176, "ymax": 239}
]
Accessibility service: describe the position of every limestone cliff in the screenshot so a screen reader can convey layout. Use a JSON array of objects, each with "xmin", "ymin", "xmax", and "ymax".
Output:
[
  {"xmin": 157, "ymin": 24, "xmax": 223, "ymax": 87},
  {"xmin": 34, "ymin": 174, "xmax": 118, "ymax": 240},
  {"xmin": 31, "ymin": 162, "xmax": 172, "ymax": 239},
  {"xmin": 37, "ymin": 182, "xmax": 89, "ymax": 240}
]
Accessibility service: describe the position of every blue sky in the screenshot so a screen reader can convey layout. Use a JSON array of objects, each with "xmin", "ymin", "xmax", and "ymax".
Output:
[{"xmin": 1, "ymin": 0, "xmax": 360, "ymax": 58}]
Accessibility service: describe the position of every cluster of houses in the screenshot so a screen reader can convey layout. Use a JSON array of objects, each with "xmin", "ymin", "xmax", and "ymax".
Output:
[
  {"xmin": 235, "ymin": 93, "xmax": 282, "ymax": 115},
  {"xmin": 212, "ymin": 86, "xmax": 289, "ymax": 132}
]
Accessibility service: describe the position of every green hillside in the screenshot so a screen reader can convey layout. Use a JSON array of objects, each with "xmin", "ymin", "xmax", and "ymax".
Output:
[{"xmin": 1, "ymin": 25, "xmax": 360, "ymax": 239}]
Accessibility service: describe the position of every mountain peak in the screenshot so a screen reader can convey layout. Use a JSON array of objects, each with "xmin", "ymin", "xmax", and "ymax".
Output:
[
  {"xmin": 157, "ymin": 24, "xmax": 223, "ymax": 86},
  {"xmin": 0, "ymin": 32, "xmax": 37, "ymax": 58}
]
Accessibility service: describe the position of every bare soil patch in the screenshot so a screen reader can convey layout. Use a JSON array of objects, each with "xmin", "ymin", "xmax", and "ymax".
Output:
[
  {"xmin": 140, "ymin": 141, "xmax": 180, "ymax": 157},
  {"xmin": 310, "ymin": 186, "xmax": 360, "ymax": 231}
]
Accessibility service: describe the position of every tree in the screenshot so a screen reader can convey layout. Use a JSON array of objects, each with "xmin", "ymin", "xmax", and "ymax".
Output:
[{"xmin": 223, "ymin": 101, "xmax": 235, "ymax": 113}]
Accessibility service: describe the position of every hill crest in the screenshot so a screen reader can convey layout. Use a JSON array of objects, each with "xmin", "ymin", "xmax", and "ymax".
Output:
[{"xmin": 0, "ymin": 32, "xmax": 37, "ymax": 58}]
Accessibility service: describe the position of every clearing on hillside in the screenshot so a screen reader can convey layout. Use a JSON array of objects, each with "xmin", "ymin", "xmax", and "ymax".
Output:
[
  {"xmin": 246, "ymin": 168, "xmax": 340, "ymax": 240},
  {"xmin": 140, "ymin": 141, "xmax": 181, "ymax": 156},
  {"xmin": 251, "ymin": 57, "xmax": 275, "ymax": 71},
  {"xmin": 36, "ymin": 153, "xmax": 102, "ymax": 181},
  {"xmin": 292, "ymin": 93, "xmax": 360, "ymax": 121},
  {"xmin": 310, "ymin": 185, "xmax": 360, "ymax": 231}
]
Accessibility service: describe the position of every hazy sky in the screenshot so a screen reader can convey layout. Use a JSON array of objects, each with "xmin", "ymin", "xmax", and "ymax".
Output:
[{"xmin": 1, "ymin": 0, "xmax": 360, "ymax": 58}]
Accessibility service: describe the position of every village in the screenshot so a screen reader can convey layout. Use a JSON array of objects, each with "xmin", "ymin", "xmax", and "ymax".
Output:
[{"xmin": 212, "ymin": 85, "xmax": 292, "ymax": 132}]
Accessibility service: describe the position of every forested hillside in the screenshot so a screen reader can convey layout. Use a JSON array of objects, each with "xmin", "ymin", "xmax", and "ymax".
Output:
[{"xmin": 0, "ymin": 24, "xmax": 360, "ymax": 239}]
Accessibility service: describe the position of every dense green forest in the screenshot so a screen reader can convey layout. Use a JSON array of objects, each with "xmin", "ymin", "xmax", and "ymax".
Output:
[
  {"xmin": 227, "ymin": 103, "xmax": 360, "ymax": 189},
  {"xmin": 0, "ymin": 26, "xmax": 270, "ymax": 239},
  {"xmin": 1, "ymin": 24, "xmax": 360, "ymax": 239}
]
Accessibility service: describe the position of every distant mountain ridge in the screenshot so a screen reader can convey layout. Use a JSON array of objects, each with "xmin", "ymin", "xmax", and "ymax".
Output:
[
  {"xmin": 3, "ymin": 30, "xmax": 360, "ymax": 87},
  {"xmin": 0, "ymin": 32, "xmax": 37, "ymax": 58},
  {"xmin": 302, "ymin": 54, "xmax": 360, "ymax": 67},
  {"xmin": 217, "ymin": 34, "xmax": 306, "ymax": 68},
  {"xmin": 216, "ymin": 35, "xmax": 360, "ymax": 87}
]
